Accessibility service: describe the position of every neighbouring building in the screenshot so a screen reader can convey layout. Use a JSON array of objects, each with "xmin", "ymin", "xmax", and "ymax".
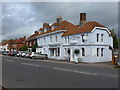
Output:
[
  {"xmin": 0, "ymin": 39, "xmax": 15, "ymax": 52},
  {"xmin": 26, "ymin": 31, "xmax": 39, "ymax": 52},
  {"xmin": 0, "ymin": 41, "xmax": 9, "ymax": 51},
  {"xmin": 36, "ymin": 13, "xmax": 113, "ymax": 63},
  {"xmin": 12, "ymin": 36, "xmax": 26, "ymax": 51}
]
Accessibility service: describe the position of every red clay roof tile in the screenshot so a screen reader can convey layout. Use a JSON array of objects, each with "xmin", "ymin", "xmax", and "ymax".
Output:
[{"xmin": 14, "ymin": 38, "xmax": 25, "ymax": 44}]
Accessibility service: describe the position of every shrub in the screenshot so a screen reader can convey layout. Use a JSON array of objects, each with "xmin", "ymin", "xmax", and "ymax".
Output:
[
  {"xmin": 113, "ymin": 65, "xmax": 120, "ymax": 68},
  {"xmin": 74, "ymin": 49, "xmax": 80, "ymax": 54},
  {"xmin": 19, "ymin": 45, "xmax": 31, "ymax": 51}
]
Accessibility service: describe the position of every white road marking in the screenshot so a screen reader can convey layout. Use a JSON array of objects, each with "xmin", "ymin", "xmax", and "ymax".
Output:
[
  {"xmin": 21, "ymin": 63, "xmax": 39, "ymax": 67},
  {"xmin": 53, "ymin": 68, "xmax": 97, "ymax": 76},
  {"xmin": 4, "ymin": 57, "xmax": 116, "ymax": 78},
  {"xmin": 5, "ymin": 60, "xmax": 15, "ymax": 63}
]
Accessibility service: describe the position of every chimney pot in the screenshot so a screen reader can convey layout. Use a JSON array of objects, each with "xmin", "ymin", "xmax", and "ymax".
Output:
[{"xmin": 57, "ymin": 16, "xmax": 62, "ymax": 23}]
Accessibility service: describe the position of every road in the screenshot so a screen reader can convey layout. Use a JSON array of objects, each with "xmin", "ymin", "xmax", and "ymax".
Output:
[{"xmin": 2, "ymin": 55, "xmax": 119, "ymax": 88}]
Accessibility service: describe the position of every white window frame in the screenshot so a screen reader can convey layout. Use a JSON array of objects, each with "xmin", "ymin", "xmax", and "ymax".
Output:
[
  {"xmin": 97, "ymin": 48, "xmax": 99, "ymax": 57},
  {"xmin": 101, "ymin": 48, "xmax": 104, "ymax": 57},
  {"xmin": 65, "ymin": 37, "xmax": 67, "ymax": 43},
  {"xmin": 50, "ymin": 37, "xmax": 52, "ymax": 42},
  {"xmin": 97, "ymin": 33, "xmax": 99, "ymax": 42},
  {"xmin": 101, "ymin": 34, "xmax": 104, "ymax": 42},
  {"xmin": 56, "ymin": 36, "xmax": 58, "ymax": 42},
  {"xmin": 82, "ymin": 48, "xmax": 85, "ymax": 56},
  {"xmin": 68, "ymin": 37, "xmax": 70, "ymax": 43}
]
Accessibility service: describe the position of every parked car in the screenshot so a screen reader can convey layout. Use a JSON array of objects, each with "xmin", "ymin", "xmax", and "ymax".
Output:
[
  {"xmin": 16, "ymin": 51, "xmax": 23, "ymax": 57},
  {"xmin": 2, "ymin": 51, "xmax": 9, "ymax": 55},
  {"xmin": 25, "ymin": 52, "xmax": 32, "ymax": 58},
  {"xmin": 29, "ymin": 52, "xmax": 48, "ymax": 59},
  {"xmin": 8, "ymin": 52, "xmax": 13, "ymax": 56},
  {"xmin": 10, "ymin": 51, "xmax": 19, "ymax": 56},
  {"xmin": 21, "ymin": 51, "xmax": 26, "ymax": 57}
]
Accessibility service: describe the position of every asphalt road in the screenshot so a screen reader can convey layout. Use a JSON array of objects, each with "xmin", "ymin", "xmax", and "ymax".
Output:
[{"xmin": 2, "ymin": 55, "xmax": 119, "ymax": 88}]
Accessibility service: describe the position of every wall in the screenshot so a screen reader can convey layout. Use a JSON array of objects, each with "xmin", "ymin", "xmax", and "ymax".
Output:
[{"xmin": 36, "ymin": 27, "xmax": 113, "ymax": 62}]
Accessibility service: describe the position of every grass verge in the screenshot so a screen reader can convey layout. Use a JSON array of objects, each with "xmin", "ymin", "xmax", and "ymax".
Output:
[
  {"xmin": 1, "ymin": 86, "xmax": 8, "ymax": 90},
  {"xmin": 113, "ymin": 65, "xmax": 120, "ymax": 68}
]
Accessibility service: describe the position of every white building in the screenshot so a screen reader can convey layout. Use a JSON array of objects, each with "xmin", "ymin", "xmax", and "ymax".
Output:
[
  {"xmin": 0, "ymin": 42, "xmax": 9, "ymax": 51},
  {"xmin": 36, "ymin": 13, "xmax": 113, "ymax": 63}
]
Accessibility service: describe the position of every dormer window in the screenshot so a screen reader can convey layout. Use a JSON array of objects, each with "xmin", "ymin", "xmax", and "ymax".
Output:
[
  {"xmin": 52, "ymin": 25, "xmax": 58, "ymax": 30},
  {"xmin": 44, "ymin": 28, "xmax": 50, "ymax": 32},
  {"xmin": 44, "ymin": 28, "xmax": 47, "ymax": 32}
]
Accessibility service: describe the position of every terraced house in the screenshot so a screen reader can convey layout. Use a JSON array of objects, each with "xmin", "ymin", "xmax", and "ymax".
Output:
[
  {"xmin": 26, "ymin": 31, "xmax": 39, "ymax": 52},
  {"xmin": 12, "ymin": 36, "xmax": 26, "ymax": 51},
  {"xmin": 35, "ymin": 13, "xmax": 113, "ymax": 63}
]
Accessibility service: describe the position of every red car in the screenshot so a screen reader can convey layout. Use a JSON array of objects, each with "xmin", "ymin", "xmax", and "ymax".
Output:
[{"xmin": 8, "ymin": 52, "xmax": 13, "ymax": 56}]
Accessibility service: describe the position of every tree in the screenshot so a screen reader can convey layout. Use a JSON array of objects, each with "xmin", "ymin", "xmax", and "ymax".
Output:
[
  {"xmin": 32, "ymin": 40, "xmax": 38, "ymax": 52},
  {"xmin": 1, "ymin": 39, "xmax": 8, "ymax": 43},
  {"xmin": 19, "ymin": 45, "xmax": 31, "ymax": 51},
  {"xmin": 110, "ymin": 29, "xmax": 119, "ymax": 49},
  {"xmin": 32, "ymin": 44, "xmax": 37, "ymax": 52}
]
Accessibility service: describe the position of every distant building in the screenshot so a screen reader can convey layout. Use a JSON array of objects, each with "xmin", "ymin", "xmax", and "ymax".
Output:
[
  {"xmin": 0, "ymin": 40, "xmax": 15, "ymax": 51},
  {"xmin": 0, "ymin": 41, "xmax": 9, "ymax": 51},
  {"xmin": 26, "ymin": 31, "xmax": 39, "ymax": 52},
  {"xmin": 12, "ymin": 36, "xmax": 26, "ymax": 51},
  {"xmin": 35, "ymin": 13, "xmax": 113, "ymax": 63}
]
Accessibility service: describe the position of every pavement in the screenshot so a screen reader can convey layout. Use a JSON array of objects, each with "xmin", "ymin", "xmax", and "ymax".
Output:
[{"xmin": 1, "ymin": 55, "xmax": 119, "ymax": 88}]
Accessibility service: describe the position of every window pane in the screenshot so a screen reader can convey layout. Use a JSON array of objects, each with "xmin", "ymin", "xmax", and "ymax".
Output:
[
  {"xmin": 82, "ymin": 35, "xmax": 84, "ymax": 42},
  {"xmin": 97, "ymin": 48, "xmax": 99, "ymax": 57},
  {"xmin": 97, "ymin": 34, "xmax": 99, "ymax": 42},
  {"xmin": 101, "ymin": 34, "xmax": 104, "ymax": 42},
  {"xmin": 101, "ymin": 48, "xmax": 104, "ymax": 57},
  {"xmin": 82, "ymin": 48, "xmax": 85, "ymax": 56}
]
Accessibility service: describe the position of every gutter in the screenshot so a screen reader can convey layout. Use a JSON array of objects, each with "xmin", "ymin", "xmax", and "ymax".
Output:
[{"xmin": 36, "ymin": 30, "xmax": 67, "ymax": 38}]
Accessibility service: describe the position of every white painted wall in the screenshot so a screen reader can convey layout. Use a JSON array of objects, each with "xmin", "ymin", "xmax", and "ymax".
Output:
[
  {"xmin": 0, "ymin": 44, "xmax": 9, "ymax": 51},
  {"xmin": 36, "ymin": 27, "xmax": 113, "ymax": 63}
]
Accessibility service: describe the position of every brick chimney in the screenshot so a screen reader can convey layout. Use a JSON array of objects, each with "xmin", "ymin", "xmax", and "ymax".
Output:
[
  {"xmin": 56, "ymin": 16, "xmax": 62, "ymax": 23},
  {"xmin": 43, "ymin": 23, "xmax": 49, "ymax": 28},
  {"xmin": 15, "ymin": 38, "xmax": 17, "ymax": 40},
  {"xmin": 79, "ymin": 13, "xmax": 86, "ymax": 26},
  {"xmin": 23, "ymin": 36, "xmax": 26, "ymax": 40}
]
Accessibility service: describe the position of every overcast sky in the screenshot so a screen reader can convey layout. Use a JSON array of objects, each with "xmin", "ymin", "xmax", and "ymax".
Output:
[{"xmin": 1, "ymin": 2, "xmax": 118, "ymax": 41}]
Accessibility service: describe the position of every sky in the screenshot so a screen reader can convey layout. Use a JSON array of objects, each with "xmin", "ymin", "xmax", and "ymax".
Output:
[{"xmin": 1, "ymin": 1, "xmax": 118, "ymax": 42}]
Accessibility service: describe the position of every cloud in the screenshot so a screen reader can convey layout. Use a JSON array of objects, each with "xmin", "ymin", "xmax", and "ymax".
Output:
[{"xmin": 2, "ymin": 2, "xmax": 118, "ymax": 41}]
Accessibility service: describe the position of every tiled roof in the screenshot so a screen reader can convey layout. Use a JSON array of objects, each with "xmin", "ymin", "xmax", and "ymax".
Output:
[
  {"xmin": 0, "ymin": 41, "xmax": 8, "ymax": 46},
  {"xmin": 62, "ymin": 21, "xmax": 106, "ymax": 36},
  {"xmin": 26, "ymin": 33, "xmax": 38, "ymax": 41},
  {"xmin": 37, "ymin": 20, "xmax": 106, "ymax": 37},
  {"xmin": 51, "ymin": 22, "xmax": 59, "ymax": 26},
  {"xmin": 14, "ymin": 38, "xmax": 25, "ymax": 44},
  {"xmin": 37, "ymin": 20, "xmax": 75, "ymax": 36},
  {"xmin": 39, "ymin": 28, "xmax": 44, "ymax": 31},
  {"xmin": 0, "ymin": 40, "xmax": 15, "ymax": 46}
]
